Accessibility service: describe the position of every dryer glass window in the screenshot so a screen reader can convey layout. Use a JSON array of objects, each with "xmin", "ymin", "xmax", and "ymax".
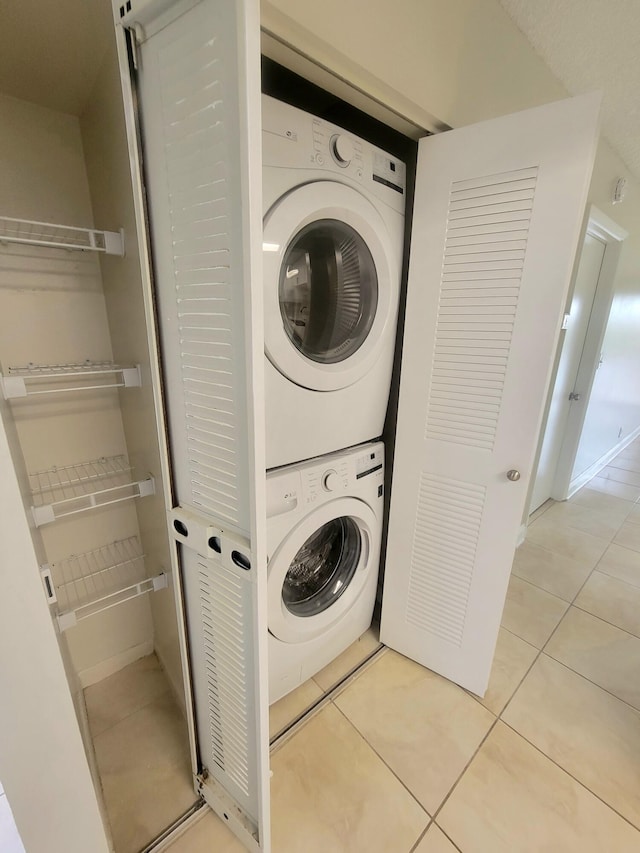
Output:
[
  {"xmin": 279, "ymin": 220, "xmax": 378, "ymax": 363},
  {"xmin": 282, "ymin": 517, "xmax": 362, "ymax": 617}
]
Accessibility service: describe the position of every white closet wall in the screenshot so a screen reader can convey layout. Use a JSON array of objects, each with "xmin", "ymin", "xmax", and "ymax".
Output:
[
  {"xmin": 0, "ymin": 92, "xmax": 154, "ymax": 683},
  {"xmin": 80, "ymin": 37, "xmax": 186, "ymax": 706}
]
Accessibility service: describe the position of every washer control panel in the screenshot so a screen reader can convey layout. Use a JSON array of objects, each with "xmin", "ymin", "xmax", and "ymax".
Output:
[
  {"xmin": 266, "ymin": 442, "xmax": 385, "ymax": 516},
  {"xmin": 303, "ymin": 459, "xmax": 350, "ymax": 505}
]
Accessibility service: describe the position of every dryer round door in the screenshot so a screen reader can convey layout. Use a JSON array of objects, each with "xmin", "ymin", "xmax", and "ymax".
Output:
[
  {"xmin": 268, "ymin": 497, "xmax": 378, "ymax": 643},
  {"xmin": 263, "ymin": 182, "xmax": 398, "ymax": 391}
]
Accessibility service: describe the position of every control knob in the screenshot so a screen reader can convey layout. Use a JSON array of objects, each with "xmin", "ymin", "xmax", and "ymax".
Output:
[
  {"xmin": 322, "ymin": 469, "xmax": 341, "ymax": 491},
  {"xmin": 331, "ymin": 134, "xmax": 355, "ymax": 166}
]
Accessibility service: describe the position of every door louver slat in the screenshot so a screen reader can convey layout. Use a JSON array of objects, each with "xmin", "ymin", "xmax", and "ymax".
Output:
[
  {"xmin": 405, "ymin": 473, "xmax": 485, "ymax": 645},
  {"xmin": 424, "ymin": 167, "xmax": 538, "ymax": 450}
]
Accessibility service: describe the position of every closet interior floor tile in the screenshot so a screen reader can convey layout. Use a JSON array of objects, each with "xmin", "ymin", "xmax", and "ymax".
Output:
[{"xmin": 86, "ymin": 657, "xmax": 195, "ymax": 853}]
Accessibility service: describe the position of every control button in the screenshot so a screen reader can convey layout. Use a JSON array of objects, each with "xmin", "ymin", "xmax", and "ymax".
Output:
[
  {"xmin": 331, "ymin": 134, "xmax": 355, "ymax": 166},
  {"xmin": 322, "ymin": 470, "xmax": 341, "ymax": 491}
]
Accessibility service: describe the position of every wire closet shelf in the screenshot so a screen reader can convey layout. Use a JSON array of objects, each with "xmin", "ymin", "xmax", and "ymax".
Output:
[
  {"xmin": 29, "ymin": 455, "xmax": 155, "ymax": 527},
  {"xmin": 41, "ymin": 536, "xmax": 167, "ymax": 631},
  {"xmin": 1, "ymin": 361, "xmax": 141, "ymax": 399},
  {"xmin": 0, "ymin": 215, "xmax": 124, "ymax": 255}
]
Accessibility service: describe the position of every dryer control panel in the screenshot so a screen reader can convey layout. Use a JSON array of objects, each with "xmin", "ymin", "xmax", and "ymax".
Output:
[{"xmin": 262, "ymin": 95, "xmax": 406, "ymax": 214}]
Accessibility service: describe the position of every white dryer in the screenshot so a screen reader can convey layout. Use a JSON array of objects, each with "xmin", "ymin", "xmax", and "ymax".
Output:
[
  {"xmin": 267, "ymin": 441, "xmax": 384, "ymax": 704},
  {"xmin": 262, "ymin": 95, "xmax": 406, "ymax": 469}
]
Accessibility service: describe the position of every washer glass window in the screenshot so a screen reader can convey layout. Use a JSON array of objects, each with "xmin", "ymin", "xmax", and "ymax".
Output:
[
  {"xmin": 279, "ymin": 219, "xmax": 378, "ymax": 364},
  {"xmin": 282, "ymin": 517, "xmax": 362, "ymax": 617}
]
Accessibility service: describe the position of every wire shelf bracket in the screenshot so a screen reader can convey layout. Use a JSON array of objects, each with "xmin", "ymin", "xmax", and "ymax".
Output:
[
  {"xmin": 40, "ymin": 536, "xmax": 168, "ymax": 631},
  {"xmin": 1, "ymin": 361, "xmax": 141, "ymax": 399},
  {"xmin": 0, "ymin": 216, "xmax": 125, "ymax": 255},
  {"xmin": 29, "ymin": 455, "xmax": 155, "ymax": 527}
]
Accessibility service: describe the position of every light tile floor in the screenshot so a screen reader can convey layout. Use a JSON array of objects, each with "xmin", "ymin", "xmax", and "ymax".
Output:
[
  {"xmin": 164, "ymin": 437, "xmax": 640, "ymax": 851},
  {"xmin": 269, "ymin": 625, "xmax": 381, "ymax": 740},
  {"xmin": 85, "ymin": 654, "xmax": 196, "ymax": 853}
]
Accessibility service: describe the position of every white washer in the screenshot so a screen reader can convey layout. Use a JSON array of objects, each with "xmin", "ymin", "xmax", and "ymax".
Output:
[
  {"xmin": 267, "ymin": 441, "xmax": 384, "ymax": 704},
  {"xmin": 262, "ymin": 95, "xmax": 406, "ymax": 469}
]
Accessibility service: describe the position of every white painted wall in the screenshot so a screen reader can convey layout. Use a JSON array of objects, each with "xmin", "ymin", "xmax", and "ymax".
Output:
[
  {"xmin": 0, "ymin": 400, "xmax": 108, "ymax": 852},
  {"xmin": 264, "ymin": 0, "xmax": 640, "ymax": 476},
  {"xmin": 0, "ymin": 93, "xmax": 154, "ymax": 682},
  {"xmin": 80, "ymin": 37, "xmax": 187, "ymax": 709},
  {"xmin": 573, "ymin": 277, "xmax": 640, "ymax": 478}
]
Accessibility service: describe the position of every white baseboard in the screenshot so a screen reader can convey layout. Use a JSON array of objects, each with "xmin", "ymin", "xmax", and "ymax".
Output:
[
  {"xmin": 567, "ymin": 424, "xmax": 640, "ymax": 498},
  {"xmin": 78, "ymin": 639, "xmax": 154, "ymax": 688}
]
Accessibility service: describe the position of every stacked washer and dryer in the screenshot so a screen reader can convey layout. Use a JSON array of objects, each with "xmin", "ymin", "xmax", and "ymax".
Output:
[{"xmin": 262, "ymin": 95, "xmax": 406, "ymax": 703}]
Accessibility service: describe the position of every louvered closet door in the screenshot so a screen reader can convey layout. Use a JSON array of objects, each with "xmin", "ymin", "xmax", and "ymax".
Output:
[
  {"xmin": 116, "ymin": 0, "xmax": 270, "ymax": 850},
  {"xmin": 381, "ymin": 94, "xmax": 600, "ymax": 697}
]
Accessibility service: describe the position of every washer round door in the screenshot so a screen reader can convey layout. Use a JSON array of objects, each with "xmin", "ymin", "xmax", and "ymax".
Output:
[
  {"xmin": 268, "ymin": 497, "xmax": 378, "ymax": 643},
  {"xmin": 263, "ymin": 182, "xmax": 398, "ymax": 391}
]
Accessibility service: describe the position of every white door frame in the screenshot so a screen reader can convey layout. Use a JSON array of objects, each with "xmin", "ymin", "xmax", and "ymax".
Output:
[{"xmin": 550, "ymin": 205, "xmax": 627, "ymax": 500}]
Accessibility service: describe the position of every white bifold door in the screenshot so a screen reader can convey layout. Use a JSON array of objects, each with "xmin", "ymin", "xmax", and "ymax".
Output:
[
  {"xmin": 114, "ymin": 0, "xmax": 270, "ymax": 851},
  {"xmin": 114, "ymin": 0, "xmax": 600, "ymax": 845},
  {"xmin": 381, "ymin": 93, "xmax": 600, "ymax": 696}
]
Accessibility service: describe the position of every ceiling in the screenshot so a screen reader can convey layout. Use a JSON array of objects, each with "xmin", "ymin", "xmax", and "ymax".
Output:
[
  {"xmin": 0, "ymin": 0, "xmax": 112, "ymax": 116},
  {"xmin": 499, "ymin": 0, "xmax": 640, "ymax": 180},
  {"xmin": 0, "ymin": 0, "xmax": 638, "ymax": 182}
]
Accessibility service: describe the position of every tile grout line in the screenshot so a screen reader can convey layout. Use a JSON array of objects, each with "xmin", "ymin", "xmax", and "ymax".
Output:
[
  {"xmin": 534, "ymin": 645, "xmax": 640, "ymax": 720},
  {"xmin": 407, "ymin": 819, "xmax": 432, "ymax": 853},
  {"xmin": 499, "ymin": 717, "xmax": 640, "ymax": 835},
  {"xmin": 427, "ymin": 713, "xmax": 501, "ymax": 827},
  {"xmin": 570, "ymin": 600, "xmax": 640, "ymax": 641},
  {"xmin": 407, "ymin": 819, "xmax": 464, "ymax": 853},
  {"xmin": 269, "ymin": 645, "xmax": 387, "ymax": 750},
  {"xmin": 330, "ymin": 699, "xmax": 433, "ymax": 819}
]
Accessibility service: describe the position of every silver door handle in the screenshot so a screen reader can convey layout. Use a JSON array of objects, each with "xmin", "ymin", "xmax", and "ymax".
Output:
[{"xmin": 506, "ymin": 469, "xmax": 521, "ymax": 482}]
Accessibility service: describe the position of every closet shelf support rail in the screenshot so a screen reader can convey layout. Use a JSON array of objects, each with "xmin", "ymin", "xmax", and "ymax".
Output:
[
  {"xmin": 0, "ymin": 216, "xmax": 125, "ymax": 255},
  {"xmin": 1, "ymin": 362, "xmax": 142, "ymax": 399},
  {"xmin": 29, "ymin": 455, "xmax": 155, "ymax": 527},
  {"xmin": 39, "ymin": 536, "xmax": 168, "ymax": 630}
]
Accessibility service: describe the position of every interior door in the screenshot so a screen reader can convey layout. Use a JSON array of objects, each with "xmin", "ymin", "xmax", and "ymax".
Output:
[
  {"xmin": 530, "ymin": 230, "xmax": 606, "ymax": 511},
  {"xmin": 381, "ymin": 93, "xmax": 601, "ymax": 697},
  {"xmin": 114, "ymin": 0, "xmax": 270, "ymax": 850}
]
